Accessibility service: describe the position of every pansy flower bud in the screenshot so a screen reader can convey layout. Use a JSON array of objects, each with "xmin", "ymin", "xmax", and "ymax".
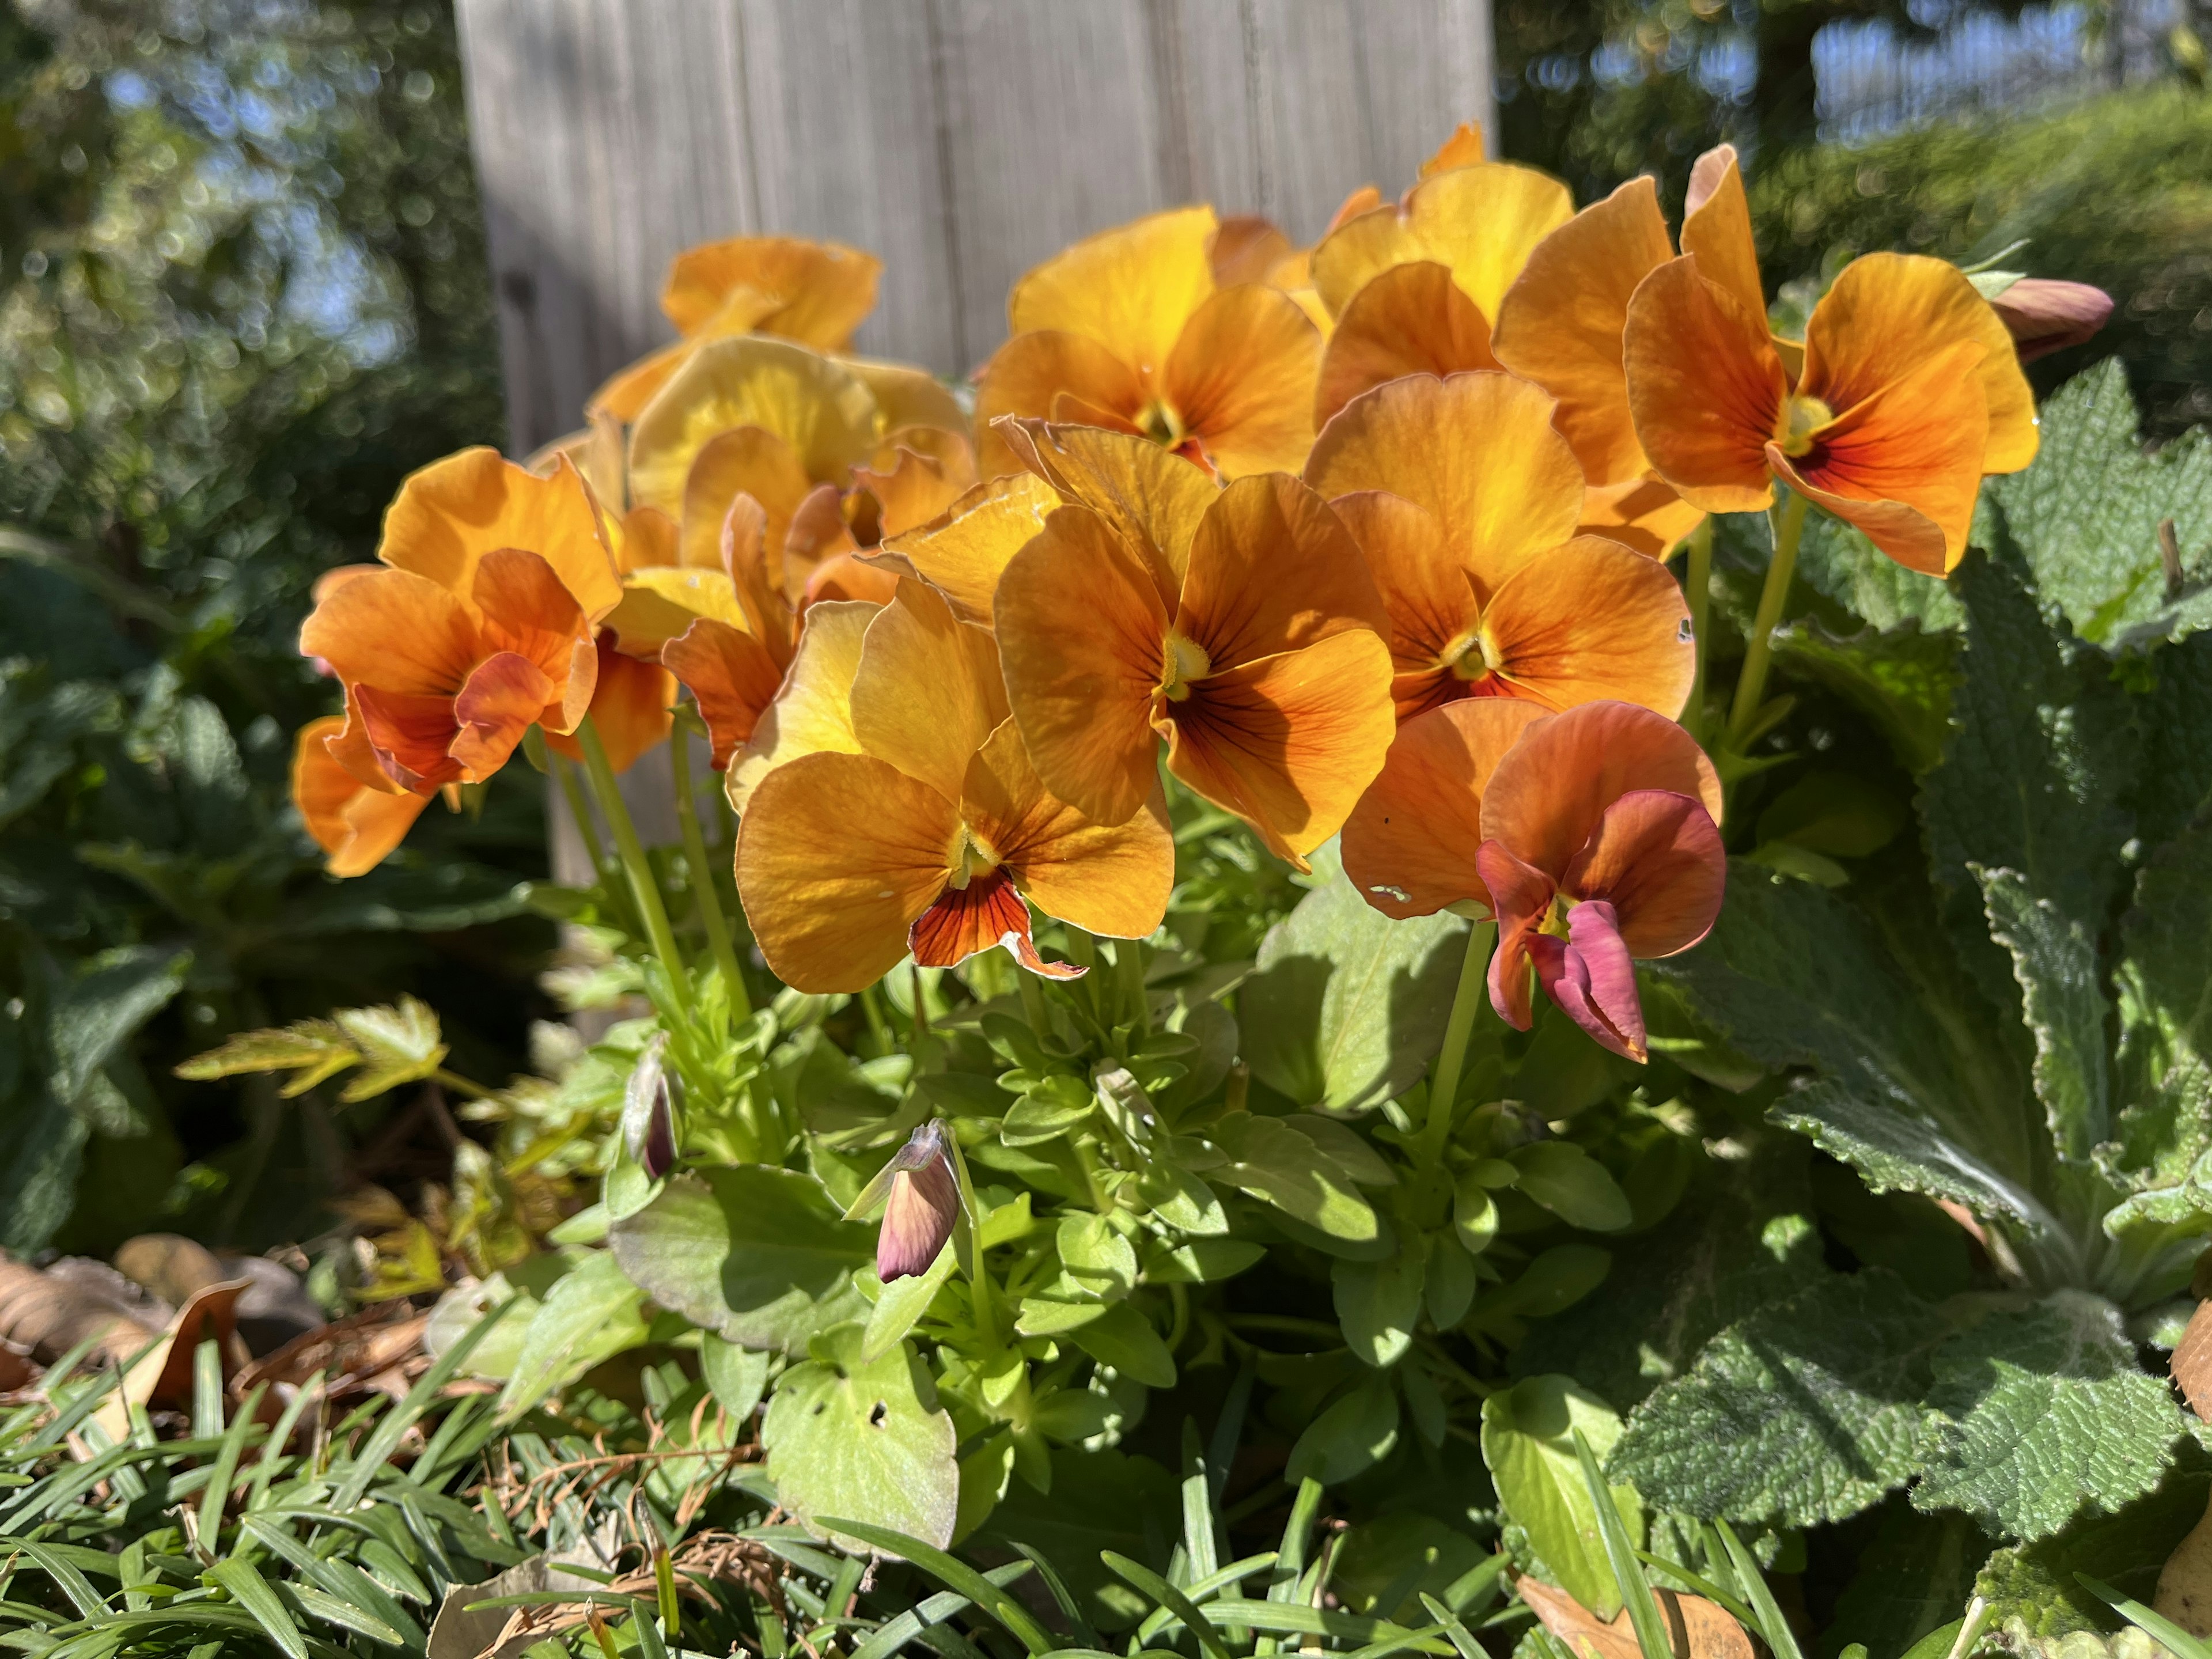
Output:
[
  {"xmin": 853, "ymin": 1119, "xmax": 962, "ymax": 1282},
  {"xmin": 622, "ymin": 1032, "xmax": 679, "ymax": 1180},
  {"xmin": 1987, "ymin": 278, "xmax": 2113, "ymax": 363}
]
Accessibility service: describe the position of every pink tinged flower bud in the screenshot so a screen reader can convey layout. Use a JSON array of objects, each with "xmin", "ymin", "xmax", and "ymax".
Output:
[
  {"xmin": 622, "ymin": 1032, "xmax": 678, "ymax": 1180},
  {"xmin": 1990, "ymin": 278, "xmax": 2113, "ymax": 363},
  {"xmin": 875, "ymin": 1120, "xmax": 960, "ymax": 1282}
]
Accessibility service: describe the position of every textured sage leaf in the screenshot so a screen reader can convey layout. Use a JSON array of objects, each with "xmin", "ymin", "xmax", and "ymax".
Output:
[
  {"xmin": 1239, "ymin": 848, "xmax": 1470, "ymax": 1113},
  {"xmin": 608, "ymin": 1166, "xmax": 872, "ymax": 1353},
  {"xmin": 1479, "ymin": 1374, "xmax": 1641, "ymax": 1619},
  {"xmin": 762, "ymin": 1325, "xmax": 959, "ymax": 1552},
  {"xmin": 2108, "ymin": 819, "xmax": 2212, "ymax": 1200},
  {"xmin": 1611, "ymin": 1271, "xmax": 1949, "ymax": 1529},
  {"xmin": 1978, "ymin": 866, "xmax": 2111, "ymax": 1162},
  {"xmin": 1915, "ymin": 1291, "xmax": 2185, "ymax": 1540}
]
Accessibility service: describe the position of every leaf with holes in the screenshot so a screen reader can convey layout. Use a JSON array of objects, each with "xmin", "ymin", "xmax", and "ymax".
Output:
[{"xmin": 762, "ymin": 1324, "xmax": 959, "ymax": 1553}]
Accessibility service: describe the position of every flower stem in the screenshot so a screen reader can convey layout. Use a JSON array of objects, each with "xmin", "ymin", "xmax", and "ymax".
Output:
[
  {"xmin": 573, "ymin": 714, "xmax": 693, "ymax": 1019},
  {"xmin": 668, "ymin": 718, "xmax": 749, "ymax": 1019},
  {"xmin": 551, "ymin": 753, "xmax": 606, "ymax": 873},
  {"xmin": 1017, "ymin": 969, "xmax": 1051, "ymax": 1040},
  {"xmin": 1728, "ymin": 491, "xmax": 1810, "ymax": 746},
  {"xmin": 1422, "ymin": 921, "xmax": 1496, "ymax": 1162},
  {"xmin": 1680, "ymin": 516, "xmax": 1715, "ymax": 744},
  {"xmin": 1117, "ymin": 936, "xmax": 1149, "ymax": 1035}
]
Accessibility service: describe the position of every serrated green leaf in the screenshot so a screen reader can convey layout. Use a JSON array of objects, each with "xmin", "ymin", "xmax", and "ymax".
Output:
[
  {"xmin": 608, "ymin": 1166, "xmax": 872, "ymax": 1353},
  {"xmin": 1611, "ymin": 1271, "xmax": 1949, "ymax": 1529},
  {"xmin": 1979, "ymin": 866, "xmax": 2111, "ymax": 1162},
  {"xmin": 763, "ymin": 1327, "xmax": 959, "ymax": 1553},
  {"xmin": 1240, "ymin": 849, "xmax": 1471, "ymax": 1113},
  {"xmin": 1915, "ymin": 1292, "xmax": 2184, "ymax": 1540},
  {"xmin": 1480, "ymin": 1375, "xmax": 1641, "ymax": 1618},
  {"xmin": 331, "ymin": 996, "xmax": 447, "ymax": 1101},
  {"xmin": 1988, "ymin": 360, "xmax": 2212, "ymax": 646},
  {"xmin": 1794, "ymin": 510, "xmax": 1967, "ymax": 634},
  {"xmin": 2128, "ymin": 632, "xmax": 2212, "ymax": 856},
  {"xmin": 172, "ymin": 1020, "xmax": 357, "ymax": 1094},
  {"xmin": 2108, "ymin": 819, "xmax": 2212, "ymax": 1199}
]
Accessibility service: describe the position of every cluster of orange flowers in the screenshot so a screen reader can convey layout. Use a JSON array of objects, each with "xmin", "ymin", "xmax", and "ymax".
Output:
[{"xmin": 293, "ymin": 125, "xmax": 2037, "ymax": 1060}]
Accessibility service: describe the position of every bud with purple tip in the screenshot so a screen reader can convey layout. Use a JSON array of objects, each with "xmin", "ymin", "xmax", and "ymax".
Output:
[
  {"xmin": 622, "ymin": 1032, "xmax": 679, "ymax": 1180},
  {"xmin": 1984, "ymin": 276, "xmax": 2114, "ymax": 363},
  {"xmin": 847, "ymin": 1119, "xmax": 962, "ymax": 1281}
]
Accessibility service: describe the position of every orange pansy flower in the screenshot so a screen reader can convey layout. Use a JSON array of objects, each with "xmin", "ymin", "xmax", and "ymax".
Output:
[
  {"xmin": 1619, "ymin": 146, "xmax": 2036, "ymax": 573},
  {"xmin": 1342, "ymin": 699, "xmax": 1725, "ymax": 1062},
  {"xmin": 972, "ymin": 206, "xmax": 1323, "ymax": 483},
  {"xmin": 291, "ymin": 715, "xmax": 431, "ymax": 877},
  {"xmin": 735, "ymin": 579, "xmax": 1173, "ymax": 993},
  {"xmin": 1303, "ymin": 372, "xmax": 1694, "ymax": 724},
  {"xmin": 990, "ymin": 421, "xmax": 1396, "ymax": 868},
  {"xmin": 1306, "ymin": 158, "xmax": 1571, "ymax": 429}
]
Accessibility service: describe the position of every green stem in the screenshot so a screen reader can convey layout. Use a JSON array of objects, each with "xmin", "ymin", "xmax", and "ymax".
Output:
[
  {"xmin": 1017, "ymin": 968, "xmax": 1051, "ymax": 1039},
  {"xmin": 1422, "ymin": 921, "xmax": 1496, "ymax": 1163},
  {"xmin": 1117, "ymin": 936, "xmax": 1149, "ymax": 1035},
  {"xmin": 551, "ymin": 753, "xmax": 606, "ymax": 874},
  {"xmin": 859, "ymin": 983, "xmax": 892, "ymax": 1054},
  {"xmin": 430, "ymin": 1067, "xmax": 496, "ymax": 1103},
  {"xmin": 1680, "ymin": 516, "xmax": 1715, "ymax": 744},
  {"xmin": 1728, "ymin": 491, "xmax": 1809, "ymax": 745},
  {"xmin": 669, "ymin": 720, "xmax": 749, "ymax": 1018},
  {"xmin": 573, "ymin": 715, "xmax": 692, "ymax": 1018}
]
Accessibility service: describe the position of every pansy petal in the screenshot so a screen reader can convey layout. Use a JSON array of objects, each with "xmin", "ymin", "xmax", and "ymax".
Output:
[
  {"xmin": 611, "ymin": 505, "xmax": 681, "ymax": 574},
  {"xmin": 1328, "ymin": 490, "xmax": 1480, "ymax": 698},
  {"xmin": 300, "ymin": 567, "xmax": 476, "ymax": 696},
  {"xmin": 997, "ymin": 418, "xmax": 1215, "ymax": 601},
  {"xmin": 473, "ymin": 547, "xmax": 592, "ymax": 687},
  {"xmin": 680, "ymin": 426, "xmax": 815, "ymax": 569},
  {"xmin": 879, "ymin": 471, "xmax": 1059, "ymax": 624},
  {"xmin": 1491, "ymin": 176, "xmax": 1675, "ymax": 486},
  {"xmin": 1679, "ymin": 145, "xmax": 1766, "ymax": 328},
  {"xmin": 449, "ymin": 651, "xmax": 555, "ymax": 779},
  {"xmin": 1624, "ymin": 257, "xmax": 1787, "ymax": 514},
  {"xmin": 736, "ymin": 751, "xmax": 959, "ymax": 993},
  {"xmin": 1341, "ymin": 699, "xmax": 1546, "ymax": 919},
  {"xmin": 1312, "ymin": 163, "xmax": 1571, "ymax": 321},
  {"xmin": 603, "ymin": 567, "xmax": 752, "ymax": 658},
  {"xmin": 850, "ymin": 579, "xmax": 1009, "ymax": 800},
  {"xmin": 1538, "ymin": 899, "xmax": 1648, "ymax": 1061},
  {"xmin": 960, "ymin": 719, "xmax": 1175, "ymax": 943},
  {"xmin": 1478, "ymin": 838, "xmax": 1555, "ymax": 1032},
  {"xmin": 1165, "ymin": 631, "xmax": 1396, "ymax": 865},
  {"xmin": 1476, "ymin": 535, "xmax": 1695, "ymax": 717},
  {"xmin": 1007, "ymin": 204, "xmax": 1218, "ymax": 385},
  {"xmin": 293, "ymin": 717, "xmax": 430, "ymax": 877},
  {"xmin": 910, "ymin": 866, "xmax": 1031, "ymax": 968},
  {"xmin": 854, "ymin": 446, "xmax": 971, "ymax": 539},
  {"xmin": 783, "ymin": 481, "xmax": 861, "ymax": 601},
  {"xmin": 804, "ymin": 550, "xmax": 903, "ymax": 608},
  {"xmin": 630, "ymin": 336, "xmax": 880, "ymax": 517},
  {"xmin": 660, "ymin": 235, "xmax": 881, "ymax": 347},
  {"xmin": 1315, "ymin": 261, "xmax": 1498, "ymax": 429},
  {"xmin": 1210, "ymin": 215, "xmax": 1294, "ymax": 286},
  {"xmin": 726, "ymin": 598, "xmax": 880, "ymax": 813},
  {"xmin": 543, "ymin": 638, "xmax": 672, "ymax": 775},
  {"xmin": 1577, "ymin": 476, "xmax": 1705, "ymax": 559},
  {"xmin": 662, "ymin": 618, "xmax": 787, "ymax": 770},
  {"xmin": 1163, "ymin": 283, "xmax": 1323, "ymax": 478},
  {"xmin": 351, "ymin": 687, "xmax": 463, "ymax": 793},
  {"xmin": 844, "ymin": 358, "xmax": 970, "ymax": 442},
  {"xmin": 973, "ymin": 331, "xmax": 1147, "ymax": 480},
  {"xmin": 1421, "ymin": 120, "xmax": 1487, "ymax": 176},
  {"xmin": 589, "ymin": 341, "xmax": 689, "ymax": 426},
  {"xmin": 1479, "ymin": 699, "xmax": 1722, "ymax": 880},
  {"xmin": 1801, "ymin": 252, "xmax": 2036, "ymax": 474},
  {"xmin": 993, "ymin": 503, "xmax": 1173, "ymax": 827},
  {"xmin": 378, "ymin": 448, "xmax": 622, "ymax": 624},
  {"xmin": 1766, "ymin": 340, "xmax": 1990, "ymax": 575},
  {"xmin": 1177, "ymin": 474, "xmax": 1388, "ymax": 672},
  {"xmin": 1306, "ymin": 371, "xmax": 1585, "ymax": 601},
  {"xmin": 1561, "ymin": 787, "xmax": 1726, "ymax": 959}
]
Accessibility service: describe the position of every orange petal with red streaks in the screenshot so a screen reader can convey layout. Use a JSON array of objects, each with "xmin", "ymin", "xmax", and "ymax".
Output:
[
  {"xmin": 662, "ymin": 617, "xmax": 787, "ymax": 770},
  {"xmin": 1163, "ymin": 283, "xmax": 1323, "ymax": 479},
  {"xmin": 974, "ymin": 331, "xmax": 1149, "ymax": 480},
  {"xmin": 449, "ymin": 651, "xmax": 555, "ymax": 779},
  {"xmin": 1177, "ymin": 473, "xmax": 1388, "ymax": 673},
  {"xmin": 1624, "ymin": 257, "xmax": 1787, "ymax": 514},
  {"xmin": 1476, "ymin": 535, "xmax": 1695, "ymax": 718}
]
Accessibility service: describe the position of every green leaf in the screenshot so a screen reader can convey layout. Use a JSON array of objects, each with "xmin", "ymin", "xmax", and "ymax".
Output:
[
  {"xmin": 1240, "ymin": 849, "xmax": 1471, "ymax": 1113},
  {"xmin": 1915, "ymin": 1292, "xmax": 2184, "ymax": 1540},
  {"xmin": 700, "ymin": 1335, "xmax": 771, "ymax": 1422},
  {"xmin": 47, "ymin": 944, "xmax": 191, "ymax": 1108},
  {"xmin": 1209, "ymin": 1112, "xmax": 1378, "ymax": 1243},
  {"xmin": 1824, "ymin": 1503, "xmax": 1994, "ymax": 1659},
  {"xmin": 1508, "ymin": 1143, "xmax": 1632, "ymax": 1232},
  {"xmin": 1987, "ymin": 359, "xmax": 2212, "ymax": 646},
  {"xmin": 2108, "ymin": 819, "xmax": 2212, "ymax": 1197},
  {"xmin": 1793, "ymin": 510, "xmax": 1966, "ymax": 635},
  {"xmin": 2127, "ymin": 631, "xmax": 2212, "ymax": 855},
  {"xmin": 174, "ymin": 1018, "xmax": 360, "ymax": 1096},
  {"xmin": 1334, "ymin": 1242, "xmax": 1427, "ymax": 1368},
  {"xmin": 609, "ymin": 1166, "xmax": 873, "ymax": 1353},
  {"xmin": 1057, "ymin": 1212, "xmax": 1139, "ymax": 1299},
  {"xmin": 2078, "ymin": 1574, "xmax": 2212, "ymax": 1659},
  {"xmin": 1069, "ymin": 1301, "xmax": 1176, "ymax": 1389},
  {"xmin": 1979, "ymin": 867, "xmax": 2111, "ymax": 1162},
  {"xmin": 862, "ymin": 1245, "xmax": 958, "ymax": 1363},
  {"xmin": 763, "ymin": 1326, "xmax": 959, "ymax": 1552},
  {"xmin": 1288, "ymin": 1372, "xmax": 1401, "ymax": 1487},
  {"xmin": 1772, "ymin": 618, "xmax": 1960, "ymax": 774},
  {"xmin": 819, "ymin": 1516, "xmax": 1052, "ymax": 1653},
  {"xmin": 331, "ymin": 997, "xmax": 448, "ymax": 1102},
  {"xmin": 495, "ymin": 1251, "xmax": 649, "ymax": 1420},
  {"xmin": 1610, "ymin": 1271, "xmax": 1949, "ymax": 1529},
  {"xmin": 1976, "ymin": 1437, "xmax": 2212, "ymax": 1646},
  {"xmin": 1332, "ymin": 1513, "xmax": 1486, "ymax": 1623},
  {"xmin": 976, "ymin": 1447, "xmax": 1180, "ymax": 1633},
  {"xmin": 207, "ymin": 1558, "xmax": 309, "ymax": 1659},
  {"xmin": 1479, "ymin": 1375, "xmax": 1641, "ymax": 1619}
]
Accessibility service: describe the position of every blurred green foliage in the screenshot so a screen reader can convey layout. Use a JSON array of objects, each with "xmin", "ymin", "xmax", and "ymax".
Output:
[{"xmin": 0, "ymin": 0, "xmax": 548, "ymax": 1262}]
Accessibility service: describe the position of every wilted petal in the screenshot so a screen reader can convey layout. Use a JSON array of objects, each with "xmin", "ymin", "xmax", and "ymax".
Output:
[
  {"xmin": 1531, "ymin": 899, "xmax": 1647, "ymax": 1061},
  {"xmin": 1165, "ymin": 631, "xmax": 1397, "ymax": 866},
  {"xmin": 1623, "ymin": 257, "xmax": 1787, "ymax": 514},
  {"xmin": 1562, "ymin": 787, "xmax": 1726, "ymax": 960},
  {"xmin": 622, "ymin": 1032, "xmax": 679, "ymax": 1179},
  {"xmin": 1479, "ymin": 699, "xmax": 1723, "ymax": 882},
  {"xmin": 1804, "ymin": 252, "xmax": 2036, "ymax": 474},
  {"xmin": 1162, "ymin": 282, "xmax": 1323, "ymax": 478},
  {"xmin": 1492, "ymin": 176, "xmax": 1675, "ymax": 486},
  {"xmin": 1315, "ymin": 260, "xmax": 1498, "ymax": 429},
  {"xmin": 734, "ymin": 751, "xmax": 960, "ymax": 993},
  {"xmin": 1476, "ymin": 535, "xmax": 1695, "ymax": 717},
  {"xmin": 993, "ymin": 503, "xmax": 1174, "ymax": 827},
  {"xmin": 661, "ymin": 618, "xmax": 787, "ymax": 770},
  {"xmin": 1341, "ymin": 699, "xmax": 1546, "ymax": 919},
  {"xmin": 1989, "ymin": 276, "xmax": 2111, "ymax": 362}
]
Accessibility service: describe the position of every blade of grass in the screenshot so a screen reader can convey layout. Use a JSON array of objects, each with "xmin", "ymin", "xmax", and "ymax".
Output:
[
  {"xmin": 195, "ymin": 1382, "xmax": 265, "ymax": 1547},
  {"xmin": 818, "ymin": 1518, "xmax": 1051, "ymax": 1656},
  {"xmin": 1181, "ymin": 1419, "xmax": 1221, "ymax": 1583},
  {"xmin": 1714, "ymin": 1520, "xmax": 1805, "ymax": 1659},
  {"xmin": 1571, "ymin": 1427, "xmax": 1671, "ymax": 1659},
  {"xmin": 191, "ymin": 1340, "xmax": 224, "ymax": 1442},
  {"xmin": 1137, "ymin": 1553, "xmax": 1281, "ymax": 1643},
  {"xmin": 2078, "ymin": 1574, "xmax": 2212, "ymax": 1659},
  {"xmin": 1441, "ymin": 1554, "xmax": 1510, "ymax": 1619},
  {"xmin": 1101, "ymin": 1555, "xmax": 1228, "ymax": 1659},
  {"xmin": 1421, "ymin": 1593, "xmax": 1486, "ymax": 1659},
  {"xmin": 1009, "ymin": 1543, "xmax": 1101, "ymax": 1650},
  {"xmin": 330, "ymin": 1294, "xmax": 514, "ymax": 1510},
  {"xmin": 1631, "ymin": 1550, "xmax": 1756, "ymax": 1628},
  {"xmin": 247, "ymin": 1369, "xmax": 321, "ymax": 1509},
  {"xmin": 207, "ymin": 1558, "xmax": 309, "ymax": 1659}
]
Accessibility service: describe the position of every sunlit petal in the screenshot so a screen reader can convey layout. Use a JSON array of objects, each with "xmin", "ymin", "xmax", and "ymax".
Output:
[
  {"xmin": 660, "ymin": 234, "xmax": 881, "ymax": 347},
  {"xmin": 1163, "ymin": 283, "xmax": 1323, "ymax": 478},
  {"xmin": 300, "ymin": 567, "xmax": 475, "ymax": 696},
  {"xmin": 1623, "ymin": 257, "xmax": 1787, "ymax": 514},
  {"xmin": 850, "ymin": 579, "xmax": 1009, "ymax": 800},
  {"xmin": 726, "ymin": 598, "xmax": 880, "ymax": 813},
  {"xmin": 972, "ymin": 331, "xmax": 1147, "ymax": 480},
  {"xmin": 1177, "ymin": 474, "xmax": 1388, "ymax": 672},
  {"xmin": 878, "ymin": 471, "xmax": 1060, "ymax": 624},
  {"xmin": 1679, "ymin": 144, "xmax": 1766, "ymax": 328},
  {"xmin": 630, "ymin": 336, "xmax": 880, "ymax": 517},
  {"xmin": 1479, "ymin": 699, "xmax": 1723, "ymax": 880},
  {"xmin": 1533, "ymin": 899, "xmax": 1647, "ymax": 1060},
  {"xmin": 662, "ymin": 618, "xmax": 788, "ymax": 770},
  {"xmin": 1561, "ymin": 787, "xmax": 1726, "ymax": 959},
  {"xmin": 1476, "ymin": 535, "xmax": 1695, "ymax": 717},
  {"xmin": 378, "ymin": 447, "xmax": 622, "ymax": 624},
  {"xmin": 1314, "ymin": 262, "xmax": 1498, "ymax": 429},
  {"xmin": 1326, "ymin": 490, "xmax": 1479, "ymax": 715},
  {"xmin": 680, "ymin": 426, "xmax": 814, "ymax": 569},
  {"xmin": 293, "ymin": 716, "xmax": 430, "ymax": 878},
  {"xmin": 997, "ymin": 418, "xmax": 1215, "ymax": 603},
  {"xmin": 1007, "ymin": 204, "xmax": 1218, "ymax": 387}
]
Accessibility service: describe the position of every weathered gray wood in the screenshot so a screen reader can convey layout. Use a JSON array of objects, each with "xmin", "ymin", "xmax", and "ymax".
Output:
[{"xmin": 456, "ymin": 0, "xmax": 1497, "ymax": 454}]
